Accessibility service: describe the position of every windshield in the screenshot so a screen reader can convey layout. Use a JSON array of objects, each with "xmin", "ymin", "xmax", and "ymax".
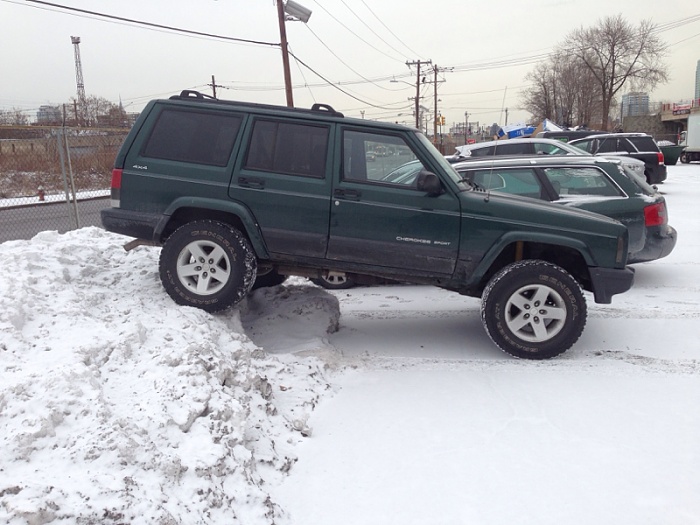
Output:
[{"xmin": 415, "ymin": 132, "xmax": 463, "ymax": 185}]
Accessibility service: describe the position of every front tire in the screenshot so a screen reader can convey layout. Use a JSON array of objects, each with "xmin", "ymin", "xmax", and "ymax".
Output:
[
  {"xmin": 159, "ymin": 220, "xmax": 257, "ymax": 312},
  {"xmin": 680, "ymin": 152, "xmax": 689, "ymax": 164},
  {"xmin": 481, "ymin": 260, "xmax": 586, "ymax": 359}
]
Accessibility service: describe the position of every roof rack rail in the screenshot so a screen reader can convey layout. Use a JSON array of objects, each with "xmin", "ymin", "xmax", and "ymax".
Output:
[
  {"xmin": 170, "ymin": 90, "xmax": 217, "ymax": 101},
  {"xmin": 311, "ymin": 103, "xmax": 343, "ymax": 118},
  {"xmin": 167, "ymin": 90, "xmax": 345, "ymax": 118}
]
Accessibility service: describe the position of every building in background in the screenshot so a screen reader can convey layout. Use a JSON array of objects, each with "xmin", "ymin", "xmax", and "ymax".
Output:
[
  {"xmin": 695, "ymin": 59, "xmax": 700, "ymax": 102},
  {"xmin": 621, "ymin": 93, "xmax": 650, "ymax": 117},
  {"xmin": 36, "ymin": 105, "xmax": 62, "ymax": 125}
]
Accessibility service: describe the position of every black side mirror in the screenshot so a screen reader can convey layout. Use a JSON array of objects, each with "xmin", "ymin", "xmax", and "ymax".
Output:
[{"xmin": 416, "ymin": 170, "xmax": 443, "ymax": 196}]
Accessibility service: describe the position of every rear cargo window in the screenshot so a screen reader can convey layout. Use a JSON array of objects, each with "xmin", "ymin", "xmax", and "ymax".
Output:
[
  {"xmin": 142, "ymin": 109, "xmax": 242, "ymax": 166},
  {"xmin": 244, "ymin": 120, "xmax": 329, "ymax": 178}
]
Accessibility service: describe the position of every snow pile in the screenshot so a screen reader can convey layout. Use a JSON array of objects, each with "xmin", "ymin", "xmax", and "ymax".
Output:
[{"xmin": 0, "ymin": 228, "xmax": 339, "ymax": 524}]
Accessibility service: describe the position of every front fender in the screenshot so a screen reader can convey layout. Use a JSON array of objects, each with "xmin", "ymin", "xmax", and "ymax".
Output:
[{"xmin": 469, "ymin": 231, "xmax": 597, "ymax": 284}]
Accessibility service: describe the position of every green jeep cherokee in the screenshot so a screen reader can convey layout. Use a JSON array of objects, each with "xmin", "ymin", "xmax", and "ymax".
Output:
[{"xmin": 101, "ymin": 90, "xmax": 634, "ymax": 359}]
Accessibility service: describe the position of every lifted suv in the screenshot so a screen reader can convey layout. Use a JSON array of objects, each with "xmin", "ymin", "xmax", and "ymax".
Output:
[{"xmin": 102, "ymin": 90, "xmax": 634, "ymax": 359}]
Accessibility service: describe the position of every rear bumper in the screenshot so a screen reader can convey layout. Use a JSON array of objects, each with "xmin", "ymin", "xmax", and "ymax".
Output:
[
  {"xmin": 589, "ymin": 266, "xmax": 635, "ymax": 304},
  {"xmin": 101, "ymin": 208, "xmax": 161, "ymax": 242},
  {"xmin": 648, "ymin": 164, "xmax": 667, "ymax": 184},
  {"xmin": 628, "ymin": 225, "xmax": 677, "ymax": 264}
]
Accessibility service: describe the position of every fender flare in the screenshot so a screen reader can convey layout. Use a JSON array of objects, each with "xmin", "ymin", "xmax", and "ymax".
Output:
[
  {"xmin": 470, "ymin": 231, "xmax": 596, "ymax": 284},
  {"xmin": 155, "ymin": 197, "xmax": 270, "ymax": 259}
]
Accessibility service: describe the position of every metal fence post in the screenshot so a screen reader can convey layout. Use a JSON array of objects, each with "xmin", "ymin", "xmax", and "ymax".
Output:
[
  {"xmin": 62, "ymin": 130, "xmax": 81, "ymax": 227},
  {"xmin": 55, "ymin": 129, "xmax": 79, "ymax": 229}
]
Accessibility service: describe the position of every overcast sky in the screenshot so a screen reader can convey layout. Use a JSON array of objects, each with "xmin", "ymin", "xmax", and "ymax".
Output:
[{"xmin": 1, "ymin": 0, "xmax": 699, "ymax": 128}]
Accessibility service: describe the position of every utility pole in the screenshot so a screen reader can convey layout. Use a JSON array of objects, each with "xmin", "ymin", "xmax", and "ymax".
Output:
[
  {"xmin": 209, "ymin": 75, "xmax": 224, "ymax": 99},
  {"xmin": 431, "ymin": 65, "xmax": 453, "ymax": 146},
  {"xmin": 276, "ymin": 0, "xmax": 294, "ymax": 107},
  {"xmin": 406, "ymin": 59, "xmax": 431, "ymax": 129},
  {"xmin": 464, "ymin": 111, "xmax": 469, "ymax": 145}
]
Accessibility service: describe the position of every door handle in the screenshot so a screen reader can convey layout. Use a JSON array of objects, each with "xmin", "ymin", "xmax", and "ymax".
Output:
[
  {"xmin": 334, "ymin": 188, "xmax": 361, "ymax": 201},
  {"xmin": 238, "ymin": 177, "xmax": 265, "ymax": 189}
]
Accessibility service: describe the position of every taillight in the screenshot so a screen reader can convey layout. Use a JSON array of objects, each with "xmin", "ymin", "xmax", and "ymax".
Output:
[
  {"xmin": 644, "ymin": 202, "xmax": 667, "ymax": 227},
  {"xmin": 110, "ymin": 168, "xmax": 122, "ymax": 208},
  {"xmin": 657, "ymin": 152, "xmax": 664, "ymax": 165},
  {"xmin": 110, "ymin": 168, "xmax": 123, "ymax": 189}
]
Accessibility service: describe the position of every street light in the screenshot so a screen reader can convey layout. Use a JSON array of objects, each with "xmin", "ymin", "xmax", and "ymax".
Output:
[
  {"xmin": 284, "ymin": 0, "xmax": 312, "ymax": 22},
  {"xmin": 276, "ymin": 0, "xmax": 312, "ymax": 107}
]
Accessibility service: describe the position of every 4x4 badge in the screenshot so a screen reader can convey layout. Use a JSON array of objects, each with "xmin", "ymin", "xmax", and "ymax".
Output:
[{"xmin": 132, "ymin": 164, "xmax": 148, "ymax": 170}]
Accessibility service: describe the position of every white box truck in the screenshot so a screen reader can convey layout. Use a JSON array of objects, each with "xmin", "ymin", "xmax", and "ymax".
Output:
[{"xmin": 680, "ymin": 112, "xmax": 700, "ymax": 163}]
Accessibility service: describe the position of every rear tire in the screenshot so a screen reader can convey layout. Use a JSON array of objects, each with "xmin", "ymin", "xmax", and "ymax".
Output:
[
  {"xmin": 481, "ymin": 260, "xmax": 586, "ymax": 359},
  {"xmin": 680, "ymin": 152, "xmax": 689, "ymax": 164},
  {"xmin": 159, "ymin": 220, "xmax": 257, "ymax": 312},
  {"xmin": 311, "ymin": 272, "xmax": 356, "ymax": 290}
]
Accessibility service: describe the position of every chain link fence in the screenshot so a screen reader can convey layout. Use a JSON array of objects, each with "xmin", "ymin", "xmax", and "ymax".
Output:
[{"xmin": 0, "ymin": 126, "xmax": 128, "ymax": 243}]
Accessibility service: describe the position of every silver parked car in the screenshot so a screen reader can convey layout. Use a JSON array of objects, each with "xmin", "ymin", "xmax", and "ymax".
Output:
[{"xmin": 446, "ymin": 137, "xmax": 647, "ymax": 183}]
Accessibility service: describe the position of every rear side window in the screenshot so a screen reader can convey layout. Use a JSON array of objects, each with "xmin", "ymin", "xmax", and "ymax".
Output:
[
  {"xmin": 544, "ymin": 167, "xmax": 623, "ymax": 197},
  {"xmin": 571, "ymin": 139, "xmax": 593, "ymax": 152},
  {"xmin": 470, "ymin": 146, "xmax": 495, "ymax": 157},
  {"xmin": 594, "ymin": 138, "xmax": 620, "ymax": 154},
  {"xmin": 533, "ymin": 143, "xmax": 575, "ymax": 155},
  {"xmin": 470, "ymin": 142, "xmax": 530, "ymax": 157},
  {"xmin": 464, "ymin": 168, "xmax": 542, "ymax": 197},
  {"xmin": 142, "ymin": 109, "xmax": 242, "ymax": 166},
  {"xmin": 491, "ymin": 142, "xmax": 531, "ymax": 156},
  {"xmin": 244, "ymin": 120, "xmax": 329, "ymax": 178},
  {"xmin": 626, "ymin": 137, "xmax": 659, "ymax": 152}
]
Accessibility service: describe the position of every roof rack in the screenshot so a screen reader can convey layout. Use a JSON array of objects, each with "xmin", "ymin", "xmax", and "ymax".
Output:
[{"xmin": 169, "ymin": 90, "xmax": 344, "ymax": 118}]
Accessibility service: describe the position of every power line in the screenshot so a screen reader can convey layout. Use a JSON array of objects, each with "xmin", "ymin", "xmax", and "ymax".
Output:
[
  {"xmin": 19, "ymin": 0, "xmax": 279, "ymax": 48},
  {"xmin": 303, "ymin": 24, "xmax": 399, "ymax": 93},
  {"xmin": 307, "ymin": 0, "xmax": 405, "ymax": 64},
  {"xmin": 337, "ymin": 0, "xmax": 411, "ymax": 60},
  {"xmin": 287, "ymin": 50, "xmax": 411, "ymax": 110},
  {"xmin": 359, "ymin": 0, "xmax": 423, "ymax": 59}
]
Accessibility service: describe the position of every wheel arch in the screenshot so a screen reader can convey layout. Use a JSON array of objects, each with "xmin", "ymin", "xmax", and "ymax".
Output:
[
  {"xmin": 155, "ymin": 198, "xmax": 270, "ymax": 259},
  {"xmin": 473, "ymin": 234, "xmax": 593, "ymax": 296}
]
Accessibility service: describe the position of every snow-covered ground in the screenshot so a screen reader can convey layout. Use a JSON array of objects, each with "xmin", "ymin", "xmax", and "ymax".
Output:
[{"xmin": 1, "ymin": 164, "xmax": 698, "ymax": 525}]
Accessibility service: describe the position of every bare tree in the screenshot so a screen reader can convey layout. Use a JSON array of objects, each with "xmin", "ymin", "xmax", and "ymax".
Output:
[
  {"xmin": 521, "ymin": 52, "xmax": 599, "ymax": 127},
  {"xmin": 66, "ymin": 95, "xmax": 121, "ymax": 127},
  {"xmin": 521, "ymin": 61, "xmax": 555, "ymax": 123},
  {"xmin": 0, "ymin": 108, "xmax": 30, "ymax": 126},
  {"xmin": 565, "ymin": 14, "xmax": 668, "ymax": 130}
]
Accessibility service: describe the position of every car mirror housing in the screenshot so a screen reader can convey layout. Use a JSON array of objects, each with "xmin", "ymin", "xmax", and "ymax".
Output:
[{"xmin": 416, "ymin": 170, "xmax": 443, "ymax": 196}]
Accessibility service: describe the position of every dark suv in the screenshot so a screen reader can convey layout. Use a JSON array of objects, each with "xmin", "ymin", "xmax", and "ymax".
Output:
[
  {"xmin": 101, "ymin": 90, "xmax": 634, "ymax": 359},
  {"xmin": 569, "ymin": 133, "xmax": 667, "ymax": 185}
]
